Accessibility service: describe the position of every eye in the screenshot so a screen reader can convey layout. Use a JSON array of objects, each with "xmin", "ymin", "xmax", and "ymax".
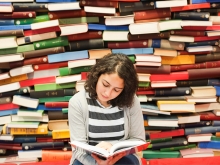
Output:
[
  {"xmin": 114, "ymin": 89, "xmax": 120, "ymax": 92},
  {"xmin": 103, "ymin": 83, "xmax": 108, "ymax": 87}
]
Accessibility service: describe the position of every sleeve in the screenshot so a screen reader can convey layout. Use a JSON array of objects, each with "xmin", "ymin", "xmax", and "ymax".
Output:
[{"xmin": 68, "ymin": 92, "xmax": 97, "ymax": 165}]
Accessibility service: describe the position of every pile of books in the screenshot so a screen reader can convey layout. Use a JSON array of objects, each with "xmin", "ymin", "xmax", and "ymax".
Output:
[{"xmin": 1, "ymin": 0, "xmax": 220, "ymax": 164}]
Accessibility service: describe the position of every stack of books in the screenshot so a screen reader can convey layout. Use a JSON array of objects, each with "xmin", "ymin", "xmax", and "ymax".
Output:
[{"xmin": 1, "ymin": 0, "xmax": 220, "ymax": 164}]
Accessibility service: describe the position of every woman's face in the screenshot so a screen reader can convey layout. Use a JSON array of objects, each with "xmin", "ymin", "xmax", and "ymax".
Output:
[{"xmin": 96, "ymin": 73, "xmax": 124, "ymax": 106}]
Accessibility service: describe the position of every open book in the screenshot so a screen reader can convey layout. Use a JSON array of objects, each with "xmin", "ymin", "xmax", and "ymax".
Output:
[{"xmin": 70, "ymin": 140, "xmax": 150, "ymax": 158}]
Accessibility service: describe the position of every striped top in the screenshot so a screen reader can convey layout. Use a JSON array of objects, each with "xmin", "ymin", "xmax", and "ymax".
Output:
[{"xmin": 86, "ymin": 94, "xmax": 125, "ymax": 146}]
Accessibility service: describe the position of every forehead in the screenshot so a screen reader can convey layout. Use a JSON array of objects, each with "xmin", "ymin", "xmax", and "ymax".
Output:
[{"xmin": 100, "ymin": 73, "xmax": 124, "ymax": 87}]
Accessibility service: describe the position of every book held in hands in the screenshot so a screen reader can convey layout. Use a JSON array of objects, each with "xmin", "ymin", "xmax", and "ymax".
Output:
[{"xmin": 70, "ymin": 140, "xmax": 150, "ymax": 159}]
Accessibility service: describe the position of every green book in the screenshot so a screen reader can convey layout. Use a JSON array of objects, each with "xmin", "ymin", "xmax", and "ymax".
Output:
[
  {"xmin": 211, "ymin": 136, "xmax": 220, "ymax": 141},
  {"xmin": 15, "ymin": 15, "xmax": 50, "ymax": 25},
  {"xmin": 143, "ymin": 150, "xmax": 180, "ymax": 159},
  {"xmin": 34, "ymin": 83, "xmax": 75, "ymax": 91},
  {"xmin": 160, "ymin": 144, "xmax": 197, "ymax": 152},
  {"xmin": 151, "ymin": 137, "xmax": 172, "ymax": 144},
  {"xmin": 59, "ymin": 17, "xmax": 99, "ymax": 25},
  {"xmin": 62, "ymin": 108, "xmax": 68, "ymax": 114},
  {"xmin": 33, "ymin": 36, "xmax": 69, "ymax": 50},
  {"xmin": 138, "ymin": 81, "xmax": 150, "ymax": 87},
  {"xmin": 39, "ymin": 96, "xmax": 71, "ymax": 103},
  {"xmin": 7, "ymin": 121, "xmax": 40, "ymax": 128},
  {"xmin": 59, "ymin": 66, "xmax": 91, "ymax": 76},
  {"xmin": 127, "ymin": 55, "xmax": 135, "ymax": 63},
  {"xmin": 0, "ymin": 44, "xmax": 34, "ymax": 55}
]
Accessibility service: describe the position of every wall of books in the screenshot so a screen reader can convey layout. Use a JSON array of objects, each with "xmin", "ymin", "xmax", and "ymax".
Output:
[{"xmin": 1, "ymin": 0, "xmax": 220, "ymax": 164}]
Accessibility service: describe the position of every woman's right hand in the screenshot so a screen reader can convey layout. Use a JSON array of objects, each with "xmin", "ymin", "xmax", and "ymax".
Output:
[{"xmin": 91, "ymin": 152, "xmax": 126, "ymax": 165}]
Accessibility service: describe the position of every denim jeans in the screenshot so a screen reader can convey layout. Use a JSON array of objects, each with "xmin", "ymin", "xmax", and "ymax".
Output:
[{"xmin": 72, "ymin": 154, "xmax": 140, "ymax": 165}]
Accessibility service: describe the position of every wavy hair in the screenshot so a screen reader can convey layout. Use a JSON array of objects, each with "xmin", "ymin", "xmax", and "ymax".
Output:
[{"xmin": 84, "ymin": 53, "xmax": 138, "ymax": 108}]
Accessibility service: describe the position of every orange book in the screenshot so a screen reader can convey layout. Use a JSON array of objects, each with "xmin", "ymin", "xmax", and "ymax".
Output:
[
  {"xmin": 0, "ymin": 74, "xmax": 28, "ymax": 86},
  {"xmin": 88, "ymin": 49, "xmax": 112, "ymax": 59},
  {"xmin": 144, "ymin": 120, "xmax": 148, "ymax": 126},
  {"xmin": 161, "ymin": 55, "xmax": 195, "ymax": 65},
  {"xmin": 41, "ymin": 150, "xmax": 72, "ymax": 162},
  {"xmin": 216, "ymin": 132, "xmax": 220, "ymax": 137}
]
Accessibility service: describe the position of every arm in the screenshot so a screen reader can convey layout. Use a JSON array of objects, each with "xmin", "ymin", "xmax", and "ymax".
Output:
[{"xmin": 68, "ymin": 92, "xmax": 97, "ymax": 165}]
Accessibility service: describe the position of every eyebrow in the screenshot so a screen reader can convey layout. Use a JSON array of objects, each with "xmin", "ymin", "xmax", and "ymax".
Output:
[{"xmin": 103, "ymin": 80, "xmax": 124, "ymax": 89}]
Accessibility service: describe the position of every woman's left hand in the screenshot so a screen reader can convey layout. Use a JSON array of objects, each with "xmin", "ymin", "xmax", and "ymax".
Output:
[{"xmin": 96, "ymin": 141, "xmax": 113, "ymax": 151}]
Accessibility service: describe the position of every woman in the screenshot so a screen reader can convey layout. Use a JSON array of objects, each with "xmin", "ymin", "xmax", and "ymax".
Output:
[{"xmin": 68, "ymin": 53, "xmax": 145, "ymax": 165}]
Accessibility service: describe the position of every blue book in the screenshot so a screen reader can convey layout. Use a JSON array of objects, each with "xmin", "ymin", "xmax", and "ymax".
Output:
[
  {"xmin": 36, "ymin": 0, "xmax": 76, "ymax": 2},
  {"xmin": 191, "ymin": 0, "xmax": 220, "ymax": 4},
  {"xmin": 0, "ymin": 108, "xmax": 18, "ymax": 117},
  {"xmin": 112, "ymin": 48, "xmax": 153, "ymax": 55},
  {"xmin": 212, "ymin": 120, "xmax": 220, "ymax": 126},
  {"xmin": 185, "ymin": 126, "xmax": 220, "ymax": 135},
  {"xmin": 185, "ymin": 40, "xmax": 218, "ymax": 47},
  {"xmin": 48, "ymin": 50, "xmax": 88, "ymax": 63},
  {"xmin": 208, "ymin": 79, "xmax": 220, "ymax": 86},
  {"xmin": 88, "ymin": 24, "xmax": 129, "ymax": 31},
  {"xmin": 214, "ymin": 86, "xmax": 220, "ymax": 96},
  {"xmin": 199, "ymin": 141, "xmax": 220, "ymax": 149},
  {"xmin": 0, "ymin": 2, "xmax": 11, "ymax": 5},
  {"xmin": 0, "ymin": 19, "xmax": 14, "ymax": 26},
  {"xmin": 13, "ymin": 136, "xmax": 37, "ymax": 143},
  {"xmin": 0, "ymin": 25, "xmax": 31, "ymax": 31},
  {"xmin": 28, "ymin": 104, "xmax": 62, "ymax": 111},
  {"xmin": 151, "ymin": 39, "xmax": 161, "ymax": 48}
]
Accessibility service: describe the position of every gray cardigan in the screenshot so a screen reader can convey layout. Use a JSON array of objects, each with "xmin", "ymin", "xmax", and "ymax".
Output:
[{"xmin": 68, "ymin": 89, "xmax": 145, "ymax": 165}]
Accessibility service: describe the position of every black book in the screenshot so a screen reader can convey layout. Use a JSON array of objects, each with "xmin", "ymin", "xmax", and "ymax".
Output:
[
  {"xmin": 13, "ymin": 3, "xmax": 48, "ymax": 12},
  {"xmin": 176, "ymin": 79, "xmax": 208, "ymax": 87},
  {"xmin": 185, "ymin": 40, "xmax": 219, "ymax": 47},
  {"xmin": 64, "ymin": 89, "xmax": 77, "ymax": 96},
  {"xmin": 195, "ymin": 8, "xmax": 220, "ymax": 15},
  {"xmin": 0, "ymin": 88, "xmax": 30, "ymax": 98},
  {"xmin": 155, "ymin": 87, "xmax": 191, "ymax": 96},
  {"xmin": 185, "ymin": 126, "xmax": 220, "ymax": 135},
  {"xmin": 195, "ymin": 53, "xmax": 220, "ymax": 63},
  {"xmin": 210, "ymin": 3, "xmax": 220, "ymax": 8},
  {"xmin": 65, "ymin": 39, "xmax": 104, "ymax": 51},
  {"xmin": 30, "ymin": 89, "xmax": 76, "ymax": 98},
  {"xmin": 147, "ymin": 96, "xmax": 186, "ymax": 102},
  {"xmin": 179, "ymin": 120, "xmax": 212, "ymax": 128},
  {"xmin": 22, "ymin": 142, "xmax": 64, "ymax": 150},
  {"xmin": 128, "ymin": 32, "xmax": 170, "ymax": 40},
  {"xmin": 48, "ymin": 111, "xmax": 68, "ymax": 120},
  {"xmin": 172, "ymin": 12, "xmax": 210, "ymax": 20},
  {"xmin": 119, "ymin": 1, "xmax": 155, "ymax": 13},
  {"xmin": 151, "ymin": 137, "xmax": 188, "ymax": 150}
]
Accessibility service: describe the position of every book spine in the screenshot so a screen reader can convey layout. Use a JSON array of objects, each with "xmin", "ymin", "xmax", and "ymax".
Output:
[
  {"xmin": 80, "ymin": 0, "xmax": 118, "ymax": 7},
  {"xmin": 135, "ymin": 65, "xmax": 171, "ymax": 74},
  {"xmin": 0, "ymin": 103, "xmax": 19, "ymax": 110},
  {"xmin": 128, "ymin": 32, "xmax": 170, "ymax": 40},
  {"xmin": 173, "ymin": 12, "xmax": 210, "ymax": 20},
  {"xmin": 185, "ymin": 126, "xmax": 220, "ymax": 135},
  {"xmin": 171, "ymin": 63, "xmax": 206, "ymax": 72},
  {"xmin": 45, "ymin": 102, "xmax": 68, "ymax": 108},
  {"xmin": 155, "ymin": 87, "xmax": 191, "ymax": 96},
  {"xmin": 12, "ymin": 11, "xmax": 36, "ymax": 19},
  {"xmin": 33, "ymin": 62, "xmax": 68, "ymax": 71},
  {"xmin": 185, "ymin": 40, "xmax": 218, "ymax": 47},
  {"xmin": 24, "ymin": 26, "xmax": 61, "ymax": 36},
  {"xmin": 199, "ymin": 141, "xmax": 220, "ymax": 149},
  {"xmin": 22, "ymin": 141, "xmax": 64, "ymax": 150},
  {"xmin": 13, "ymin": 3, "xmax": 48, "ymax": 12},
  {"xmin": 15, "ymin": 15, "xmax": 49, "ymax": 25},
  {"xmin": 188, "ymin": 67, "xmax": 220, "ymax": 79},
  {"xmin": 176, "ymin": 79, "xmax": 208, "ymax": 87},
  {"xmin": 108, "ymin": 40, "xmax": 148, "ymax": 49},
  {"xmin": 23, "ymin": 56, "xmax": 48, "ymax": 65},
  {"xmin": 179, "ymin": 120, "xmax": 211, "ymax": 128},
  {"xmin": 170, "ymin": 30, "xmax": 205, "ymax": 36},
  {"xmin": 150, "ymin": 129, "xmax": 185, "ymax": 140},
  {"xmin": 30, "ymin": 89, "xmax": 65, "ymax": 98},
  {"xmin": 67, "ymin": 30, "xmax": 102, "ymax": 41},
  {"xmin": 0, "ymin": 74, "xmax": 28, "ymax": 86},
  {"xmin": 19, "ymin": 76, "xmax": 56, "ymax": 88},
  {"xmin": 48, "ymin": 10, "xmax": 87, "ymax": 20},
  {"xmin": 206, "ymin": 60, "xmax": 220, "ymax": 68},
  {"xmin": 0, "ymin": 96, "xmax": 12, "ymax": 104}
]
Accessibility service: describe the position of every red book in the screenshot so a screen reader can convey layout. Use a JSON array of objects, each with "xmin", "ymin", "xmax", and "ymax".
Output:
[
  {"xmin": 171, "ymin": 63, "xmax": 206, "ymax": 72},
  {"xmin": 136, "ymin": 90, "xmax": 155, "ymax": 95},
  {"xmin": 67, "ymin": 30, "xmax": 103, "ymax": 41},
  {"xmin": 178, "ymin": 50, "xmax": 211, "ymax": 55},
  {"xmin": 0, "ymin": 143, "xmax": 20, "ymax": 146},
  {"xmin": 170, "ymin": 3, "xmax": 210, "ymax": 12},
  {"xmin": 0, "ymin": 103, "xmax": 19, "ymax": 111},
  {"xmin": 45, "ymin": 102, "xmax": 68, "ymax": 108},
  {"xmin": 36, "ymin": 137, "xmax": 70, "ymax": 142},
  {"xmin": 149, "ymin": 129, "xmax": 185, "ymax": 140},
  {"xmin": 20, "ymin": 161, "xmax": 70, "ymax": 165},
  {"xmin": 107, "ymin": 40, "xmax": 148, "ymax": 49},
  {"xmin": 146, "ymin": 156, "xmax": 220, "ymax": 165},
  {"xmin": 0, "ymin": 12, "xmax": 36, "ymax": 19},
  {"xmin": 81, "ymin": 72, "xmax": 89, "ymax": 80},
  {"xmin": 194, "ymin": 36, "xmax": 220, "ymax": 42},
  {"xmin": 33, "ymin": 62, "xmax": 68, "ymax": 71},
  {"xmin": 183, "ymin": 25, "xmax": 220, "ymax": 31},
  {"xmin": 23, "ymin": 56, "xmax": 48, "ymax": 65},
  {"xmin": 137, "ymin": 87, "xmax": 152, "ymax": 91},
  {"xmin": 206, "ymin": 60, "xmax": 220, "ymax": 68},
  {"xmin": 19, "ymin": 76, "xmax": 56, "ymax": 87},
  {"xmin": 200, "ymin": 112, "xmax": 220, "ymax": 120},
  {"xmin": 24, "ymin": 26, "xmax": 60, "ymax": 36},
  {"xmin": 150, "ymin": 71, "xmax": 189, "ymax": 81},
  {"xmin": 0, "ymin": 145, "xmax": 22, "ymax": 150}
]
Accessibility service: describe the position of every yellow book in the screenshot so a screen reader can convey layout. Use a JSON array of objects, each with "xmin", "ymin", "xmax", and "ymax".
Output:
[
  {"xmin": 52, "ymin": 129, "xmax": 70, "ymax": 139},
  {"xmin": 10, "ymin": 124, "xmax": 48, "ymax": 135},
  {"xmin": 161, "ymin": 55, "xmax": 195, "ymax": 65},
  {"xmin": 0, "ymin": 74, "xmax": 28, "ymax": 86}
]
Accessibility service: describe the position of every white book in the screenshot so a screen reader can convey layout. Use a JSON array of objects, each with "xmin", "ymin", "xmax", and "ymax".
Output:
[
  {"xmin": 76, "ymin": 80, "xmax": 86, "ymax": 92},
  {"xmin": 187, "ymin": 134, "xmax": 212, "ymax": 143},
  {"xmin": 195, "ymin": 103, "xmax": 220, "ymax": 112},
  {"xmin": 178, "ymin": 114, "xmax": 200, "ymax": 124},
  {"xmin": 0, "ymin": 72, "xmax": 10, "ymax": 80},
  {"xmin": 209, "ymin": 16, "xmax": 220, "ymax": 25},
  {"xmin": 56, "ymin": 74, "xmax": 81, "ymax": 84},
  {"xmin": 16, "ymin": 32, "xmax": 57, "ymax": 45},
  {"xmin": 148, "ymin": 119, "xmax": 178, "ymax": 127},
  {"xmin": 12, "ymin": 95, "xmax": 39, "ymax": 109},
  {"xmin": 155, "ymin": 0, "xmax": 187, "ymax": 8},
  {"xmin": 0, "ymin": 82, "xmax": 20, "ymax": 93},
  {"xmin": 158, "ymin": 20, "xmax": 182, "ymax": 31},
  {"xmin": 9, "ymin": 65, "xmax": 34, "ymax": 77},
  {"xmin": 129, "ymin": 22, "xmax": 159, "ymax": 35},
  {"xmin": 135, "ymin": 55, "xmax": 161, "ymax": 62},
  {"xmin": 206, "ymin": 31, "xmax": 220, "ymax": 37},
  {"xmin": 31, "ymin": 20, "xmax": 59, "ymax": 30},
  {"xmin": 68, "ymin": 59, "xmax": 96, "ymax": 68},
  {"xmin": 0, "ymin": 36, "xmax": 17, "ymax": 49},
  {"xmin": 138, "ymin": 95, "xmax": 148, "ymax": 102},
  {"xmin": 0, "ymin": 5, "xmax": 13, "ymax": 13},
  {"xmin": 151, "ymin": 80, "xmax": 176, "ymax": 88},
  {"xmin": 27, "ymin": 68, "xmax": 60, "ymax": 79},
  {"xmin": 135, "ymin": 61, "xmax": 161, "ymax": 66},
  {"xmin": 0, "ymin": 134, "xmax": 14, "ymax": 141},
  {"xmin": 105, "ymin": 15, "xmax": 134, "ymax": 26},
  {"xmin": 0, "ymin": 115, "xmax": 11, "ymax": 125},
  {"xmin": 142, "ymin": 109, "xmax": 170, "ymax": 115},
  {"xmin": 137, "ymin": 73, "xmax": 150, "ymax": 82},
  {"xmin": 17, "ymin": 109, "xmax": 44, "ymax": 117},
  {"xmin": 213, "ymin": 109, "xmax": 220, "ymax": 116},
  {"xmin": 18, "ymin": 150, "xmax": 42, "ymax": 159},
  {"xmin": 181, "ymin": 21, "xmax": 212, "ymax": 27},
  {"xmin": 186, "ymin": 46, "xmax": 213, "ymax": 52},
  {"xmin": 0, "ymin": 53, "xmax": 24, "ymax": 63},
  {"xmin": 60, "ymin": 23, "xmax": 88, "ymax": 36},
  {"xmin": 48, "ymin": 2, "xmax": 81, "ymax": 11},
  {"xmin": 186, "ymin": 96, "xmax": 217, "ymax": 103},
  {"xmin": 84, "ymin": 6, "xmax": 115, "ymax": 14},
  {"xmin": 169, "ymin": 35, "xmax": 194, "ymax": 42},
  {"xmin": 191, "ymin": 86, "xmax": 216, "ymax": 97},
  {"xmin": 103, "ymin": 31, "xmax": 129, "ymax": 41},
  {"xmin": 12, "ymin": 114, "xmax": 49, "ymax": 122},
  {"xmin": 0, "ymin": 156, "xmax": 38, "ymax": 164}
]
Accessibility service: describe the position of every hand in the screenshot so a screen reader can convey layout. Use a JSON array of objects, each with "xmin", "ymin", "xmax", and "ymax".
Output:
[
  {"xmin": 91, "ymin": 152, "xmax": 126, "ymax": 165},
  {"xmin": 96, "ymin": 141, "xmax": 113, "ymax": 152}
]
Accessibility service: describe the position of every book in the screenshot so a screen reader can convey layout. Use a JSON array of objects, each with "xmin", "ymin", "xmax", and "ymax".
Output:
[{"xmin": 70, "ymin": 140, "xmax": 150, "ymax": 158}]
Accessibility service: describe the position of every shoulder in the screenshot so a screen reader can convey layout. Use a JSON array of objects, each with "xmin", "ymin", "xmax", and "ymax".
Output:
[{"xmin": 70, "ymin": 89, "xmax": 87, "ymax": 102}]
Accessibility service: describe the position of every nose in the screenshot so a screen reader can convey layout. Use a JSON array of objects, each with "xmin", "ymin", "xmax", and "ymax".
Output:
[{"xmin": 104, "ymin": 88, "xmax": 112, "ymax": 97}]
